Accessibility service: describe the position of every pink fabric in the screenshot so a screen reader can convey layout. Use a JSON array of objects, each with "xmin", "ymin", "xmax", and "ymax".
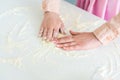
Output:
[{"xmin": 76, "ymin": 0, "xmax": 120, "ymax": 20}]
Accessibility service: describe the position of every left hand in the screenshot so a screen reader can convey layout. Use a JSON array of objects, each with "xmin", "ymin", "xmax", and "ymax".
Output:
[
  {"xmin": 39, "ymin": 12, "xmax": 65, "ymax": 41},
  {"xmin": 53, "ymin": 31, "xmax": 102, "ymax": 51}
]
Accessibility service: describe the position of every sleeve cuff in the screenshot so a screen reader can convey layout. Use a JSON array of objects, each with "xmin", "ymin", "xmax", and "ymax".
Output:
[
  {"xmin": 93, "ymin": 13, "xmax": 120, "ymax": 45},
  {"xmin": 42, "ymin": 0, "xmax": 61, "ymax": 14},
  {"xmin": 93, "ymin": 24, "xmax": 117, "ymax": 45}
]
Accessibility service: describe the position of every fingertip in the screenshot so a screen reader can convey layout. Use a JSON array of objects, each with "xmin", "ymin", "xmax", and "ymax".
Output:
[
  {"xmin": 62, "ymin": 47, "xmax": 70, "ymax": 51},
  {"xmin": 42, "ymin": 28, "xmax": 48, "ymax": 40},
  {"xmin": 40, "ymin": 33, "xmax": 43, "ymax": 38},
  {"xmin": 63, "ymin": 47, "xmax": 67, "ymax": 50},
  {"xmin": 69, "ymin": 30, "xmax": 73, "ymax": 35},
  {"xmin": 38, "ymin": 33, "xmax": 40, "ymax": 37},
  {"xmin": 46, "ymin": 38, "xmax": 50, "ymax": 42},
  {"xmin": 53, "ymin": 40, "xmax": 57, "ymax": 43},
  {"xmin": 43, "ymin": 37, "xmax": 47, "ymax": 40},
  {"xmin": 56, "ymin": 44, "xmax": 62, "ymax": 48},
  {"xmin": 69, "ymin": 30, "xmax": 73, "ymax": 32},
  {"xmin": 52, "ymin": 38, "xmax": 57, "ymax": 43},
  {"xmin": 53, "ymin": 28, "xmax": 59, "ymax": 38},
  {"xmin": 54, "ymin": 33, "xmax": 58, "ymax": 38},
  {"xmin": 39, "ymin": 31, "xmax": 43, "ymax": 37}
]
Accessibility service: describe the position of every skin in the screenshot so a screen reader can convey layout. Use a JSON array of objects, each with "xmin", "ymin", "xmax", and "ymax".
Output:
[
  {"xmin": 39, "ymin": 12, "xmax": 65, "ymax": 41},
  {"xmin": 53, "ymin": 30, "xmax": 102, "ymax": 51},
  {"xmin": 39, "ymin": 12, "xmax": 102, "ymax": 51}
]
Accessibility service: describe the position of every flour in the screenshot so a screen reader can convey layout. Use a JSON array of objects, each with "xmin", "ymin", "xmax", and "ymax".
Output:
[
  {"xmin": 0, "ymin": 1, "xmax": 120, "ymax": 80},
  {"xmin": 0, "ymin": 57, "xmax": 23, "ymax": 69}
]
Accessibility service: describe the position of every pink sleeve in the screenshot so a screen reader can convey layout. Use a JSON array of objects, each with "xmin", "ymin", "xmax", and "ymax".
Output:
[
  {"xmin": 42, "ymin": 0, "xmax": 61, "ymax": 14},
  {"xmin": 93, "ymin": 13, "xmax": 120, "ymax": 45}
]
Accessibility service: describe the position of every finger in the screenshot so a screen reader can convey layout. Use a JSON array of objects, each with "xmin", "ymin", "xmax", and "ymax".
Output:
[
  {"xmin": 62, "ymin": 45, "xmax": 79, "ymax": 51},
  {"xmin": 70, "ymin": 30, "xmax": 80, "ymax": 35},
  {"xmin": 56, "ymin": 42, "xmax": 76, "ymax": 48},
  {"xmin": 53, "ymin": 27, "xmax": 59, "ymax": 38},
  {"xmin": 55, "ymin": 36, "xmax": 74, "ymax": 44},
  {"xmin": 39, "ymin": 26, "xmax": 43, "ymax": 37},
  {"xmin": 43, "ymin": 28, "xmax": 47, "ymax": 40},
  {"xmin": 47, "ymin": 28, "xmax": 53, "ymax": 41}
]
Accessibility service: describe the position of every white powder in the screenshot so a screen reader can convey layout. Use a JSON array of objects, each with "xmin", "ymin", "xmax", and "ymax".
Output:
[
  {"xmin": 0, "ymin": 1, "xmax": 120, "ymax": 80},
  {"xmin": 0, "ymin": 57, "xmax": 23, "ymax": 69}
]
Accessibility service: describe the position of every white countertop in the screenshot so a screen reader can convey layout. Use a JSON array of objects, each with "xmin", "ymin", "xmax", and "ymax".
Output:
[{"xmin": 0, "ymin": 0, "xmax": 120, "ymax": 80}]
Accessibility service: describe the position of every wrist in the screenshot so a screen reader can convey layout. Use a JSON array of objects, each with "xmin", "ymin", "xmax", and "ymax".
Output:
[
  {"xmin": 44, "ymin": 11, "xmax": 59, "ymax": 16},
  {"xmin": 92, "ymin": 32, "xmax": 103, "ymax": 45}
]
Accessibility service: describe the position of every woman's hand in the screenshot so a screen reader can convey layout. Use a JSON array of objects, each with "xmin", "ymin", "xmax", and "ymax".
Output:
[
  {"xmin": 39, "ymin": 12, "xmax": 65, "ymax": 41},
  {"xmin": 53, "ymin": 31, "xmax": 102, "ymax": 51}
]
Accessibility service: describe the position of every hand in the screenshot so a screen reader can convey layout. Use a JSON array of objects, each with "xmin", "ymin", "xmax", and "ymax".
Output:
[
  {"xmin": 53, "ymin": 31, "xmax": 102, "ymax": 51},
  {"xmin": 39, "ymin": 12, "xmax": 65, "ymax": 41}
]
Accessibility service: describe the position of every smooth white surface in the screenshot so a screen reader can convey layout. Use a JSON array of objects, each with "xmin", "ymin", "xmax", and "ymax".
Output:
[{"xmin": 0, "ymin": 0, "xmax": 120, "ymax": 80}]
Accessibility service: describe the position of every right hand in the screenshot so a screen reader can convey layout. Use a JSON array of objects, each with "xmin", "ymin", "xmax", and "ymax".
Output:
[{"xmin": 39, "ymin": 12, "xmax": 65, "ymax": 41}]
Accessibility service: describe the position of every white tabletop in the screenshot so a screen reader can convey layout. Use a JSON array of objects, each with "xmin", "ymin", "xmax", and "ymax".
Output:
[{"xmin": 0, "ymin": 0, "xmax": 120, "ymax": 80}]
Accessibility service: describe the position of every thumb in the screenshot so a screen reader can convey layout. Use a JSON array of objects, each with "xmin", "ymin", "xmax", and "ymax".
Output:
[{"xmin": 70, "ymin": 30, "xmax": 80, "ymax": 35}]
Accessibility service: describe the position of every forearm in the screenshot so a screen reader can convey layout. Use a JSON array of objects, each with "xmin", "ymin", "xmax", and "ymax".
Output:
[
  {"xmin": 93, "ymin": 13, "xmax": 120, "ymax": 45},
  {"xmin": 42, "ymin": 0, "xmax": 61, "ymax": 14}
]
